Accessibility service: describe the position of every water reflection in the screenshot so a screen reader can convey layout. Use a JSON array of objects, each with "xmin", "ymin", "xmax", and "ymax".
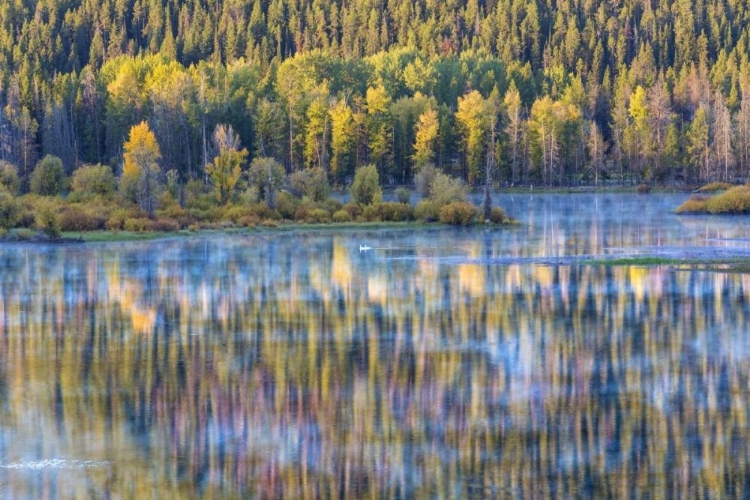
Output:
[{"xmin": 1, "ymin": 194, "xmax": 750, "ymax": 498}]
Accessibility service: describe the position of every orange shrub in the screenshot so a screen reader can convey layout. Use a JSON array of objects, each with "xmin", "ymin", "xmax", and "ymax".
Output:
[{"xmin": 439, "ymin": 202, "xmax": 477, "ymax": 225}]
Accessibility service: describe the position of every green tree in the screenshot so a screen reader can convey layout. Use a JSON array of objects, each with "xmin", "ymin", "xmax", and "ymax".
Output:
[
  {"xmin": 456, "ymin": 90, "xmax": 494, "ymax": 184},
  {"xmin": 686, "ymin": 107, "xmax": 710, "ymax": 183},
  {"xmin": 0, "ymin": 161, "xmax": 21, "ymax": 195},
  {"xmin": 30, "ymin": 155, "xmax": 66, "ymax": 196},
  {"xmin": 351, "ymin": 164, "xmax": 382, "ymax": 205},
  {"xmin": 71, "ymin": 164, "xmax": 116, "ymax": 199},
  {"xmin": 248, "ymin": 157, "xmax": 285, "ymax": 208},
  {"xmin": 329, "ymin": 98, "xmax": 356, "ymax": 184},
  {"xmin": 365, "ymin": 86, "xmax": 392, "ymax": 180}
]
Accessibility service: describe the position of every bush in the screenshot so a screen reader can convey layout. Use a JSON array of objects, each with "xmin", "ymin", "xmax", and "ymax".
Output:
[
  {"xmin": 184, "ymin": 179, "xmax": 212, "ymax": 208},
  {"xmin": 123, "ymin": 217, "xmax": 151, "ymax": 232},
  {"xmin": 148, "ymin": 218, "xmax": 180, "ymax": 232},
  {"xmin": 705, "ymin": 186, "xmax": 750, "ymax": 214},
  {"xmin": 698, "ymin": 182, "xmax": 734, "ymax": 193},
  {"xmin": 414, "ymin": 199, "xmax": 441, "ymax": 222},
  {"xmin": 489, "ymin": 206, "xmax": 508, "ymax": 224},
  {"xmin": 343, "ymin": 202, "xmax": 362, "ymax": 219},
  {"xmin": 351, "ymin": 164, "xmax": 382, "ymax": 205},
  {"xmin": 290, "ymin": 167, "xmax": 330, "ymax": 202},
  {"xmin": 0, "ymin": 161, "xmax": 20, "ymax": 195},
  {"xmin": 377, "ymin": 202, "xmax": 413, "ymax": 222},
  {"xmin": 34, "ymin": 197, "xmax": 62, "ymax": 238},
  {"xmin": 361, "ymin": 204, "xmax": 381, "ymax": 222},
  {"xmin": 275, "ymin": 191, "xmax": 300, "ymax": 220},
  {"xmin": 59, "ymin": 205, "xmax": 107, "ymax": 231},
  {"xmin": 395, "ymin": 187, "xmax": 411, "ymax": 204},
  {"xmin": 429, "ymin": 173, "xmax": 467, "ymax": 208},
  {"xmin": 322, "ymin": 198, "xmax": 343, "ymax": 214},
  {"xmin": 238, "ymin": 214, "xmax": 260, "ymax": 227},
  {"xmin": 223, "ymin": 205, "xmax": 252, "ymax": 223},
  {"xmin": 675, "ymin": 195, "xmax": 708, "ymax": 214},
  {"xmin": 636, "ymin": 184, "xmax": 651, "ymax": 193},
  {"xmin": 332, "ymin": 209, "xmax": 353, "ymax": 223},
  {"xmin": 71, "ymin": 164, "xmax": 116, "ymax": 198},
  {"xmin": 414, "ymin": 164, "xmax": 439, "ymax": 198},
  {"xmin": 30, "ymin": 155, "xmax": 67, "ymax": 196},
  {"xmin": 0, "ymin": 187, "xmax": 21, "ymax": 231},
  {"xmin": 439, "ymin": 202, "xmax": 477, "ymax": 225},
  {"xmin": 304, "ymin": 208, "xmax": 331, "ymax": 223},
  {"xmin": 247, "ymin": 202, "xmax": 281, "ymax": 220}
]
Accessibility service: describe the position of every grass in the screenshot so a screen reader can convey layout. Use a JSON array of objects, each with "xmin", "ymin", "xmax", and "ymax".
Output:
[
  {"xmin": 588, "ymin": 256, "xmax": 689, "ymax": 266},
  {"xmin": 60, "ymin": 218, "xmax": 520, "ymax": 243}
]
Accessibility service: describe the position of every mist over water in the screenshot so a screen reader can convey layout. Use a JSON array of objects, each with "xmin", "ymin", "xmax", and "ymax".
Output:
[{"xmin": 2, "ymin": 193, "xmax": 750, "ymax": 498}]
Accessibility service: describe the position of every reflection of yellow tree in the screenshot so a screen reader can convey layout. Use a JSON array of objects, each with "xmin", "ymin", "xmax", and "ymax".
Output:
[{"xmin": 1, "ymin": 240, "xmax": 750, "ymax": 498}]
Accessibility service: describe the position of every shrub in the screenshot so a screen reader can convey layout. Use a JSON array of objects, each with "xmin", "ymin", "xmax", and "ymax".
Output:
[
  {"xmin": 675, "ymin": 195, "xmax": 708, "ymax": 214},
  {"xmin": 0, "ymin": 161, "xmax": 20, "ymax": 195},
  {"xmin": 105, "ymin": 209, "xmax": 129, "ymax": 231},
  {"xmin": 343, "ymin": 202, "xmax": 362, "ymax": 219},
  {"xmin": 698, "ymin": 182, "xmax": 734, "ymax": 192},
  {"xmin": 238, "ymin": 214, "xmax": 260, "ymax": 227},
  {"xmin": 332, "ymin": 209, "xmax": 353, "ymax": 223},
  {"xmin": 290, "ymin": 167, "xmax": 330, "ymax": 202},
  {"xmin": 395, "ymin": 187, "xmax": 411, "ymax": 204},
  {"xmin": 429, "ymin": 173, "xmax": 467, "ymax": 208},
  {"xmin": 377, "ymin": 202, "xmax": 413, "ymax": 222},
  {"xmin": 223, "ymin": 205, "xmax": 252, "ymax": 223},
  {"xmin": 71, "ymin": 164, "xmax": 115, "ymax": 198},
  {"xmin": 705, "ymin": 186, "xmax": 750, "ymax": 214},
  {"xmin": 148, "ymin": 218, "xmax": 180, "ymax": 232},
  {"xmin": 0, "ymin": 187, "xmax": 21, "ymax": 231},
  {"xmin": 322, "ymin": 198, "xmax": 343, "ymax": 214},
  {"xmin": 351, "ymin": 164, "xmax": 382, "ymax": 205},
  {"xmin": 34, "ymin": 197, "xmax": 61, "ymax": 238},
  {"xmin": 275, "ymin": 191, "xmax": 300, "ymax": 220},
  {"xmin": 247, "ymin": 202, "xmax": 281, "ymax": 220},
  {"xmin": 59, "ymin": 205, "xmax": 106, "ymax": 231},
  {"xmin": 636, "ymin": 184, "xmax": 651, "ymax": 193},
  {"xmin": 15, "ymin": 195, "xmax": 39, "ymax": 228},
  {"xmin": 414, "ymin": 164, "xmax": 439, "ymax": 198},
  {"xmin": 489, "ymin": 206, "xmax": 508, "ymax": 224},
  {"xmin": 439, "ymin": 202, "xmax": 477, "ymax": 225},
  {"xmin": 123, "ymin": 217, "xmax": 151, "ymax": 232},
  {"xmin": 415, "ymin": 199, "xmax": 441, "ymax": 222},
  {"xmin": 304, "ymin": 208, "xmax": 331, "ymax": 223},
  {"xmin": 294, "ymin": 201, "xmax": 317, "ymax": 221},
  {"xmin": 362, "ymin": 204, "xmax": 381, "ymax": 222},
  {"xmin": 185, "ymin": 179, "xmax": 211, "ymax": 208},
  {"xmin": 30, "ymin": 155, "xmax": 67, "ymax": 196}
]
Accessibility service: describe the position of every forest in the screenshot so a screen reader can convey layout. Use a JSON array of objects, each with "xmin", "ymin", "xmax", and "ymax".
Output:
[{"xmin": 1, "ymin": 0, "xmax": 750, "ymax": 231}]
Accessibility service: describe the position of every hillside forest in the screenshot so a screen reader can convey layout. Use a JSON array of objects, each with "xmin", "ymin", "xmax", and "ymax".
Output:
[{"xmin": 1, "ymin": 0, "xmax": 750, "ymax": 221}]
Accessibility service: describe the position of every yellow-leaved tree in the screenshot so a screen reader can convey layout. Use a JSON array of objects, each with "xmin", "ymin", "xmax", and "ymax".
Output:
[
  {"xmin": 205, "ymin": 124, "xmax": 247, "ymax": 204},
  {"xmin": 121, "ymin": 121, "xmax": 162, "ymax": 215}
]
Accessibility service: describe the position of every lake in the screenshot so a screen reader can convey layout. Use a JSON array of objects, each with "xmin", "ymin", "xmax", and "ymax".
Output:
[{"xmin": 2, "ymin": 193, "xmax": 750, "ymax": 498}]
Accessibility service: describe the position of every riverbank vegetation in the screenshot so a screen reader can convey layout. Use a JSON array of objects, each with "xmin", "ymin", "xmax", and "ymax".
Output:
[
  {"xmin": 0, "ymin": 125, "xmax": 513, "ymax": 240},
  {"xmin": 2, "ymin": 0, "xmax": 750, "ymax": 195},
  {"xmin": 676, "ymin": 185, "xmax": 750, "ymax": 214}
]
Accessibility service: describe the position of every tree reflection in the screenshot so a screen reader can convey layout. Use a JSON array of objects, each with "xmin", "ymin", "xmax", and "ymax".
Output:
[{"xmin": 0, "ymin": 225, "xmax": 749, "ymax": 498}]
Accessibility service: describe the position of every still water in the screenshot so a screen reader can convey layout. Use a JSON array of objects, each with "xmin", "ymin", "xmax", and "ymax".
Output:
[{"xmin": 2, "ymin": 193, "xmax": 750, "ymax": 498}]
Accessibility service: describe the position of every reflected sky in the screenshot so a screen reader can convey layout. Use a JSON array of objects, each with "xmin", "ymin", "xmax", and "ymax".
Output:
[{"xmin": 2, "ymin": 193, "xmax": 750, "ymax": 498}]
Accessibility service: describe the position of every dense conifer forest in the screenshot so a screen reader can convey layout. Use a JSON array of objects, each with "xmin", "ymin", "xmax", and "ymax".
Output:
[{"xmin": 1, "ymin": 0, "xmax": 750, "ymax": 231}]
